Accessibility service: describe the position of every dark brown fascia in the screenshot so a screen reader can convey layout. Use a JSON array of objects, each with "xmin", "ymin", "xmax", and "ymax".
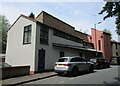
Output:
[{"xmin": 36, "ymin": 10, "xmax": 75, "ymax": 29}]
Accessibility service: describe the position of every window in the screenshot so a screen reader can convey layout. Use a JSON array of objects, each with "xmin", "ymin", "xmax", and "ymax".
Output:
[
  {"xmin": 53, "ymin": 29, "xmax": 83, "ymax": 44},
  {"xmin": 23, "ymin": 25, "xmax": 32, "ymax": 44},
  {"xmin": 116, "ymin": 43, "xmax": 117, "ymax": 49},
  {"xmin": 83, "ymin": 42, "xmax": 88, "ymax": 46},
  {"xmin": 60, "ymin": 51, "xmax": 64, "ymax": 57},
  {"xmin": 116, "ymin": 52, "xmax": 118, "ymax": 56},
  {"xmin": 79, "ymin": 53, "xmax": 82, "ymax": 57},
  {"xmin": 70, "ymin": 58, "xmax": 85, "ymax": 62},
  {"xmin": 40, "ymin": 25, "xmax": 49, "ymax": 44},
  {"xmin": 98, "ymin": 40, "xmax": 101, "ymax": 50},
  {"xmin": 57, "ymin": 58, "xmax": 68, "ymax": 62}
]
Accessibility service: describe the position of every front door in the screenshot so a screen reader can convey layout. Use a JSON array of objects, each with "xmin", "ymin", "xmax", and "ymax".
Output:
[{"xmin": 38, "ymin": 49, "xmax": 45, "ymax": 72}]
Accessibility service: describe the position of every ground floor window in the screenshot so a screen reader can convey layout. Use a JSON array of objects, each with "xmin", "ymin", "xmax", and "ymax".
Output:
[
  {"xmin": 116, "ymin": 52, "xmax": 118, "ymax": 56},
  {"xmin": 60, "ymin": 51, "xmax": 64, "ymax": 57},
  {"xmin": 79, "ymin": 53, "xmax": 82, "ymax": 57}
]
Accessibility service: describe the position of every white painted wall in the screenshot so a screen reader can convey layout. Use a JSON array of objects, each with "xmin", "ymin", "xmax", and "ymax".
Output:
[
  {"xmin": 35, "ymin": 24, "xmax": 84, "ymax": 71},
  {"xmin": 6, "ymin": 17, "xmax": 36, "ymax": 71},
  {"xmin": 118, "ymin": 35, "xmax": 120, "ymax": 42}
]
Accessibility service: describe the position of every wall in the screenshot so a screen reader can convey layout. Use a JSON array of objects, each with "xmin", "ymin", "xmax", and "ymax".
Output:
[
  {"xmin": 91, "ymin": 28, "xmax": 111, "ymax": 61},
  {"xmin": 6, "ymin": 16, "xmax": 36, "ymax": 72},
  {"xmin": 0, "ymin": 66, "xmax": 30, "ymax": 79},
  {"xmin": 35, "ymin": 24, "xmax": 84, "ymax": 71},
  {"xmin": 118, "ymin": 35, "xmax": 120, "ymax": 42},
  {"xmin": 103, "ymin": 33, "xmax": 111, "ymax": 61},
  {"xmin": 0, "ymin": 58, "xmax": 5, "ymax": 62},
  {"xmin": 111, "ymin": 42, "xmax": 120, "ymax": 57}
]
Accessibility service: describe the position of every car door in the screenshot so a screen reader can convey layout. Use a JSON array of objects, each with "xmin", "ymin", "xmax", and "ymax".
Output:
[
  {"xmin": 80, "ymin": 58, "xmax": 90, "ymax": 70},
  {"xmin": 70, "ymin": 57, "xmax": 83, "ymax": 71},
  {"xmin": 76, "ymin": 58, "xmax": 86, "ymax": 71},
  {"xmin": 82, "ymin": 58, "xmax": 90, "ymax": 70}
]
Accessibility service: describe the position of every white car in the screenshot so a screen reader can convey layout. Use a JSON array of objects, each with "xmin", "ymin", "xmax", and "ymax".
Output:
[{"xmin": 54, "ymin": 56, "xmax": 94, "ymax": 76}]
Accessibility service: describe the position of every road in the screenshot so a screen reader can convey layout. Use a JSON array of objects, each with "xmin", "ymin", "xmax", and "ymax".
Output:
[{"xmin": 25, "ymin": 65, "xmax": 120, "ymax": 85}]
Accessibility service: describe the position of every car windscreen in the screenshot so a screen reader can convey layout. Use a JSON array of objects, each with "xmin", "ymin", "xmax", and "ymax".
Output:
[
  {"xmin": 111, "ymin": 58, "xmax": 117, "ymax": 60},
  {"xmin": 57, "ymin": 58, "xmax": 68, "ymax": 62},
  {"xmin": 90, "ymin": 59, "xmax": 96, "ymax": 62},
  {"xmin": 98, "ymin": 59, "xmax": 107, "ymax": 62}
]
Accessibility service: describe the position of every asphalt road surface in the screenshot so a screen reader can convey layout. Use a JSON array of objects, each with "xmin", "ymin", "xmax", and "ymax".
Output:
[{"xmin": 25, "ymin": 65, "xmax": 120, "ymax": 85}]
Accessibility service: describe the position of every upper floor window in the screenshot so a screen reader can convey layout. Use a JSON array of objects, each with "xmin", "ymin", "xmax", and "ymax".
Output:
[
  {"xmin": 98, "ymin": 40, "xmax": 101, "ymax": 50},
  {"xmin": 40, "ymin": 25, "xmax": 49, "ymax": 45},
  {"xmin": 23, "ymin": 25, "xmax": 32, "ymax": 44},
  {"xmin": 116, "ymin": 43, "xmax": 117, "ymax": 49},
  {"xmin": 53, "ymin": 29, "xmax": 83, "ymax": 44}
]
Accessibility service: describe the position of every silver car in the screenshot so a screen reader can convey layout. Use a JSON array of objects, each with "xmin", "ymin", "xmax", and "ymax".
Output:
[{"xmin": 54, "ymin": 56, "xmax": 94, "ymax": 75}]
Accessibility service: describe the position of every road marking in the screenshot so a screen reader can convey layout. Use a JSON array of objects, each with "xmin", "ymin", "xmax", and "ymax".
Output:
[{"xmin": 59, "ymin": 81, "xmax": 65, "ymax": 83}]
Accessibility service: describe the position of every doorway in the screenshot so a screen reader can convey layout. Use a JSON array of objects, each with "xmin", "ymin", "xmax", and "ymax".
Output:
[{"xmin": 38, "ymin": 49, "xmax": 45, "ymax": 72}]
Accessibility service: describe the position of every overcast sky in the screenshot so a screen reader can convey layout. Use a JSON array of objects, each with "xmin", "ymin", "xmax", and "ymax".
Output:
[{"xmin": 0, "ymin": 1, "xmax": 118, "ymax": 41}]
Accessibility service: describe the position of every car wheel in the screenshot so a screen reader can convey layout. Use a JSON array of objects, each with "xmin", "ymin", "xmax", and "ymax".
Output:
[
  {"xmin": 72, "ymin": 67, "xmax": 79, "ymax": 76},
  {"xmin": 107, "ymin": 64, "xmax": 110, "ymax": 68},
  {"xmin": 100, "ymin": 65, "xmax": 103, "ymax": 69},
  {"xmin": 89, "ymin": 65, "xmax": 94, "ymax": 72}
]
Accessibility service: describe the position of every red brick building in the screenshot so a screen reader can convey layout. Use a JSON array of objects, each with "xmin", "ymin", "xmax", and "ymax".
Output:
[{"xmin": 91, "ymin": 28, "xmax": 112, "ymax": 61}]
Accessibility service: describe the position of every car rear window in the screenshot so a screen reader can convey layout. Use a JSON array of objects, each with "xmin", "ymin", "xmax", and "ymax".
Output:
[
  {"xmin": 97, "ymin": 59, "xmax": 106, "ymax": 62},
  {"xmin": 111, "ymin": 57, "xmax": 117, "ymax": 60},
  {"xmin": 57, "ymin": 58, "xmax": 68, "ymax": 62}
]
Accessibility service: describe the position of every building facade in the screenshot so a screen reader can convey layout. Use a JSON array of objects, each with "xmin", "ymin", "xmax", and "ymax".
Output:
[
  {"xmin": 111, "ymin": 41, "xmax": 120, "ymax": 57},
  {"xmin": 6, "ymin": 11, "xmax": 100, "ymax": 73},
  {"xmin": 91, "ymin": 28, "xmax": 112, "ymax": 61},
  {"xmin": 118, "ymin": 35, "xmax": 120, "ymax": 42}
]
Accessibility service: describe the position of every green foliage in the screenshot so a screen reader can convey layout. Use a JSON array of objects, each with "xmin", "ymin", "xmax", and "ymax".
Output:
[
  {"xmin": 99, "ymin": 2, "xmax": 120, "ymax": 35},
  {"xmin": 0, "ymin": 15, "xmax": 10, "ymax": 53},
  {"xmin": 103, "ymin": 28, "xmax": 112, "ymax": 39}
]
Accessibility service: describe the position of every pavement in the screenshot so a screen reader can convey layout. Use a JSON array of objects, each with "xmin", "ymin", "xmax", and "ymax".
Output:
[{"xmin": 1, "ymin": 71, "xmax": 57, "ymax": 86}]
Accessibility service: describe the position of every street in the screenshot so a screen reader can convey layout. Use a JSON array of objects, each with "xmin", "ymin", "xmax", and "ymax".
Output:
[{"xmin": 24, "ymin": 65, "xmax": 120, "ymax": 85}]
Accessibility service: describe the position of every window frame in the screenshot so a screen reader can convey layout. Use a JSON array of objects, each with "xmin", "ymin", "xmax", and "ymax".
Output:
[
  {"xmin": 60, "ymin": 51, "xmax": 64, "ymax": 57},
  {"xmin": 98, "ymin": 40, "xmax": 101, "ymax": 50},
  {"xmin": 40, "ymin": 25, "xmax": 49, "ymax": 45},
  {"xmin": 23, "ymin": 24, "xmax": 32, "ymax": 44},
  {"xmin": 53, "ymin": 29, "xmax": 83, "ymax": 44}
]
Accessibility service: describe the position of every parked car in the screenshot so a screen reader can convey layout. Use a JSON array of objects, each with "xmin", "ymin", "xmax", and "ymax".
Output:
[
  {"xmin": 110, "ymin": 56, "xmax": 120, "ymax": 65},
  {"xmin": 90, "ymin": 57, "xmax": 110, "ymax": 69},
  {"xmin": 54, "ymin": 56, "xmax": 94, "ymax": 76},
  {"xmin": 0, "ymin": 62, "xmax": 11, "ymax": 68}
]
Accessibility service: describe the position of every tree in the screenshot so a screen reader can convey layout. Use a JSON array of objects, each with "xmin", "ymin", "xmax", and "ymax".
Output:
[
  {"xmin": 29, "ymin": 12, "xmax": 35, "ymax": 19},
  {"xmin": 103, "ymin": 28, "xmax": 112, "ymax": 39},
  {"xmin": 0, "ymin": 15, "xmax": 10, "ymax": 53},
  {"xmin": 99, "ymin": 1, "xmax": 120, "ymax": 35}
]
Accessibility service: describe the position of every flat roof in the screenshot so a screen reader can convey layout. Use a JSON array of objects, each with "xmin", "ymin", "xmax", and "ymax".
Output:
[{"xmin": 52, "ymin": 43, "xmax": 102, "ymax": 53}]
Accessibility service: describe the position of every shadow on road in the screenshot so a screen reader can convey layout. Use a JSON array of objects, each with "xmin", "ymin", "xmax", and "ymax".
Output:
[
  {"xmin": 95, "ymin": 67, "xmax": 111, "ymax": 70},
  {"xmin": 57, "ymin": 67, "xmax": 112, "ymax": 78},
  {"xmin": 57, "ymin": 71, "xmax": 97, "ymax": 78},
  {"xmin": 103, "ymin": 77, "xmax": 120, "ymax": 86}
]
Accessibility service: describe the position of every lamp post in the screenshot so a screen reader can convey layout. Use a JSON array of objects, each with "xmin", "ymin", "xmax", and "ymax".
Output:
[{"xmin": 94, "ymin": 22, "xmax": 102, "ymax": 57}]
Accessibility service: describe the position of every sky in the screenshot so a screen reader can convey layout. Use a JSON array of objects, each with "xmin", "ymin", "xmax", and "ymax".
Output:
[{"xmin": 0, "ymin": 0, "xmax": 118, "ymax": 41}]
